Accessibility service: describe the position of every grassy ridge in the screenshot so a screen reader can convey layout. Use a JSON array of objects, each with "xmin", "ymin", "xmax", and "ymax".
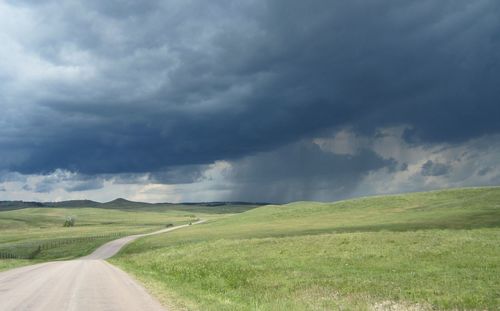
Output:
[{"xmin": 112, "ymin": 187, "xmax": 500, "ymax": 310}]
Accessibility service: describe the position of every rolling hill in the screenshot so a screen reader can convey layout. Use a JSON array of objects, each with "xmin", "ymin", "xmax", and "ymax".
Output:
[{"xmin": 112, "ymin": 187, "xmax": 500, "ymax": 310}]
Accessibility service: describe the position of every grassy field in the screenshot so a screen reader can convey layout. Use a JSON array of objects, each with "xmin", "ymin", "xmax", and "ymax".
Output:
[
  {"xmin": 0, "ymin": 203, "xmax": 258, "ymax": 271},
  {"xmin": 112, "ymin": 187, "xmax": 500, "ymax": 310}
]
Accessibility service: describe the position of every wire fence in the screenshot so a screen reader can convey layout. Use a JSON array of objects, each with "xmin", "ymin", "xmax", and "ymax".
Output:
[{"xmin": 0, "ymin": 232, "xmax": 127, "ymax": 260}]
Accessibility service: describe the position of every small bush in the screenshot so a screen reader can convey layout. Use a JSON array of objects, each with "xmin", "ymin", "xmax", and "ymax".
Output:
[
  {"xmin": 166, "ymin": 223, "xmax": 174, "ymax": 228},
  {"xmin": 63, "ymin": 216, "xmax": 76, "ymax": 227}
]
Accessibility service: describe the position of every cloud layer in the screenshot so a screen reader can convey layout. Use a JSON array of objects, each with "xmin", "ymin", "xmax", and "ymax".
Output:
[{"xmin": 0, "ymin": 0, "xmax": 499, "ymax": 202}]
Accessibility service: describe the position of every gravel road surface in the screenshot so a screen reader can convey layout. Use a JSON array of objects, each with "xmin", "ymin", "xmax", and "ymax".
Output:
[{"xmin": 0, "ymin": 222, "xmax": 203, "ymax": 311}]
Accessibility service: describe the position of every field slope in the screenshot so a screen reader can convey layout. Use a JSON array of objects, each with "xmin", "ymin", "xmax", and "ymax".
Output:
[
  {"xmin": 112, "ymin": 187, "xmax": 500, "ymax": 310},
  {"xmin": 0, "ymin": 203, "xmax": 258, "ymax": 271}
]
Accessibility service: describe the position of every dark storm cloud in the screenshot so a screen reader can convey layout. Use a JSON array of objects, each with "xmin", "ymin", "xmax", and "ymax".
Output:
[
  {"xmin": 477, "ymin": 167, "xmax": 492, "ymax": 177},
  {"xmin": 1, "ymin": 0, "xmax": 500, "ymax": 178},
  {"xmin": 22, "ymin": 184, "xmax": 33, "ymax": 192},
  {"xmin": 225, "ymin": 140, "xmax": 396, "ymax": 203},
  {"xmin": 110, "ymin": 165, "xmax": 206, "ymax": 185},
  {"xmin": 65, "ymin": 179, "xmax": 104, "ymax": 192},
  {"xmin": 421, "ymin": 160, "xmax": 451, "ymax": 177},
  {"xmin": 0, "ymin": 171, "xmax": 27, "ymax": 183},
  {"xmin": 149, "ymin": 165, "xmax": 207, "ymax": 184},
  {"xmin": 16, "ymin": 171, "xmax": 106, "ymax": 194}
]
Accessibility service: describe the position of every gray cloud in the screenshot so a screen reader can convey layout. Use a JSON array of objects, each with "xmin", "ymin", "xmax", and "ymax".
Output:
[
  {"xmin": 1, "ymin": 132, "xmax": 499, "ymax": 203},
  {"xmin": 225, "ymin": 140, "xmax": 396, "ymax": 203},
  {"xmin": 22, "ymin": 184, "xmax": 33, "ymax": 192},
  {"xmin": 0, "ymin": 1, "xmax": 499, "ymax": 202},
  {"xmin": 14, "ymin": 170, "xmax": 106, "ymax": 194},
  {"xmin": 477, "ymin": 167, "xmax": 492, "ymax": 177},
  {"xmin": 421, "ymin": 160, "xmax": 451, "ymax": 177},
  {"xmin": 1, "ymin": 0, "xmax": 499, "ymax": 177},
  {"xmin": 0, "ymin": 171, "xmax": 27, "ymax": 183},
  {"xmin": 149, "ymin": 165, "xmax": 207, "ymax": 185},
  {"xmin": 65, "ymin": 179, "xmax": 104, "ymax": 192}
]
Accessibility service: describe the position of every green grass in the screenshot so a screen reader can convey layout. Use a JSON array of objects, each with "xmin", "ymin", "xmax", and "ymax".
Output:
[
  {"xmin": 0, "ymin": 203, "xmax": 256, "ymax": 271},
  {"xmin": 112, "ymin": 187, "xmax": 500, "ymax": 310}
]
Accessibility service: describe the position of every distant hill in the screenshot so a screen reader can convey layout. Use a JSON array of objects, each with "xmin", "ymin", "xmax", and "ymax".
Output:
[
  {"xmin": 44, "ymin": 200, "xmax": 101, "ymax": 208},
  {"xmin": 0, "ymin": 201, "xmax": 45, "ymax": 210},
  {"xmin": 0, "ymin": 200, "xmax": 101, "ymax": 210},
  {"xmin": 101, "ymin": 198, "xmax": 155, "ymax": 208},
  {"xmin": 0, "ymin": 198, "xmax": 268, "ymax": 210},
  {"xmin": 180, "ymin": 201, "xmax": 270, "ymax": 206}
]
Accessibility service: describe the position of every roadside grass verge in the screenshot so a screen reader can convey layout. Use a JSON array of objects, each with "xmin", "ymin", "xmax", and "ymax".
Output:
[
  {"xmin": 0, "ymin": 259, "xmax": 33, "ymax": 272},
  {"xmin": 112, "ymin": 187, "xmax": 500, "ymax": 310},
  {"xmin": 115, "ymin": 229, "xmax": 500, "ymax": 310}
]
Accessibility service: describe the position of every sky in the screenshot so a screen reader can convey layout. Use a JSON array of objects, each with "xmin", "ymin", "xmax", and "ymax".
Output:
[{"xmin": 0, "ymin": 0, "xmax": 499, "ymax": 203}]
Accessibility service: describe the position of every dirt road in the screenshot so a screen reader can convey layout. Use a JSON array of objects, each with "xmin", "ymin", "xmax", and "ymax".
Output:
[{"xmin": 0, "ymin": 222, "xmax": 204, "ymax": 311}]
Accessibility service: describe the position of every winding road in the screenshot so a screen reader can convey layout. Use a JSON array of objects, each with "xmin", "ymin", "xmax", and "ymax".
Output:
[{"xmin": 0, "ymin": 222, "xmax": 203, "ymax": 311}]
